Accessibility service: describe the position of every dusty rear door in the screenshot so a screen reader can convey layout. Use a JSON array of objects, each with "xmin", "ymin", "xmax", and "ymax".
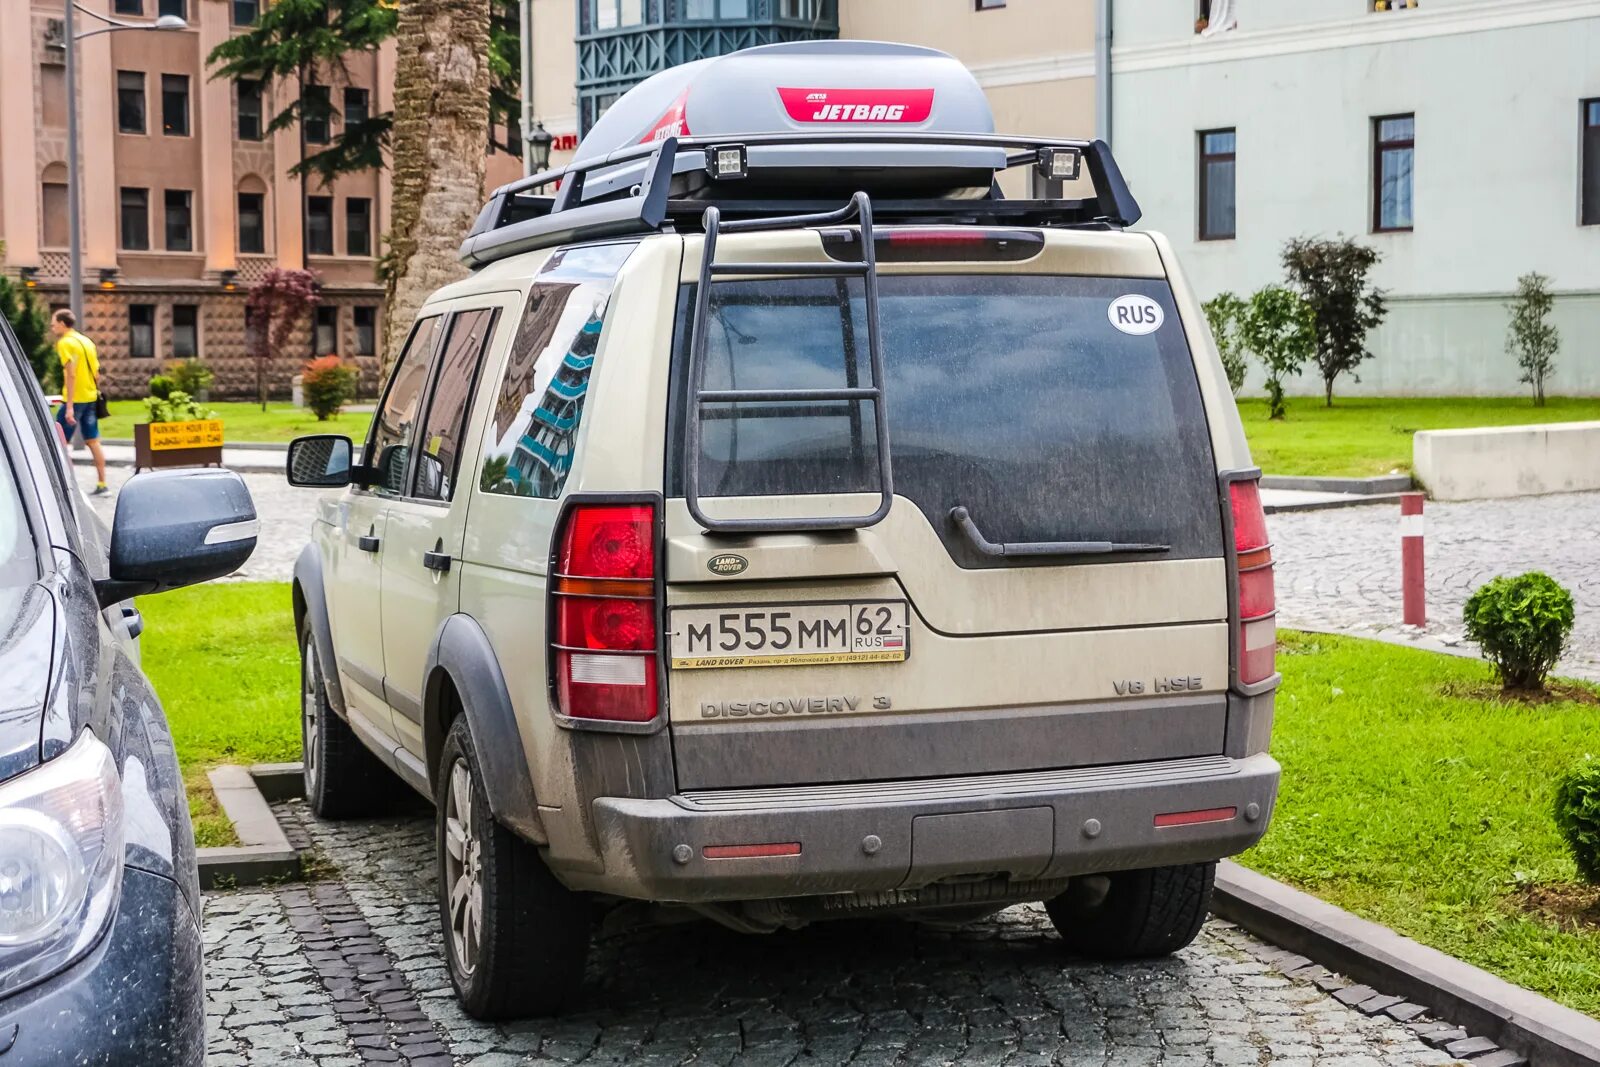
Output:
[{"xmin": 663, "ymin": 231, "xmax": 1230, "ymax": 791}]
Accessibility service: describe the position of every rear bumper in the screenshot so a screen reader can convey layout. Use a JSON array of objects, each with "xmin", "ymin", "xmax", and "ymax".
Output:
[{"xmin": 576, "ymin": 752, "xmax": 1279, "ymax": 903}]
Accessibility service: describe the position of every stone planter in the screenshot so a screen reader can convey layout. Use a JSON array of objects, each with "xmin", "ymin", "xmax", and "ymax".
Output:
[{"xmin": 133, "ymin": 420, "xmax": 224, "ymax": 472}]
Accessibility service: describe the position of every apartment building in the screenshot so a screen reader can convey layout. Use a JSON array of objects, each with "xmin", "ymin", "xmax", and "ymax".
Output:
[
  {"xmin": 1112, "ymin": 0, "xmax": 1600, "ymax": 395},
  {"xmin": 0, "ymin": 0, "xmax": 402, "ymax": 397}
]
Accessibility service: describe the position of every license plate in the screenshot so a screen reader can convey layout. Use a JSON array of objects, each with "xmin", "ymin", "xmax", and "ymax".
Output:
[{"xmin": 670, "ymin": 601, "xmax": 909, "ymax": 670}]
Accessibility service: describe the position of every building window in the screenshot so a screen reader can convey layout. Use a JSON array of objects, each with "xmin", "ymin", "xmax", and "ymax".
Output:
[
  {"xmin": 345, "ymin": 198, "xmax": 372, "ymax": 257},
  {"xmin": 353, "ymin": 306, "xmax": 376, "ymax": 356},
  {"xmin": 233, "ymin": 0, "xmax": 258, "ymax": 25},
  {"xmin": 162, "ymin": 74, "xmax": 190, "ymax": 136},
  {"xmin": 1196, "ymin": 0, "xmax": 1237, "ymax": 34},
  {"xmin": 158, "ymin": 0, "xmax": 185, "ymax": 15},
  {"xmin": 307, "ymin": 196, "xmax": 334, "ymax": 255},
  {"xmin": 238, "ymin": 192, "xmax": 266, "ymax": 254},
  {"xmin": 780, "ymin": 0, "xmax": 824, "ymax": 16},
  {"xmin": 113, "ymin": 0, "xmax": 142, "ymax": 14},
  {"xmin": 237, "ymin": 80, "xmax": 263, "ymax": 141},
  {"xmin": 314, "ymin": 306, "xmax": 338, "ymax": 355},
  {"xmin": 117, "ymin": 71, "xmax": 146, "ymax": 134},
  {"xmin": 120, "ymin": 188, "xmax": 150, "ymax": 251},
  {"xmin": 129, "ymin": 305, "xmax": 156, "ymax": 358},
  {"xmin": 343, "ymin": 87, "xmax": 369, "ymax": 130},
  {"xmin": 41, "ymin": 183, "xmax": 69, "ymax": 248},
  {"xmin": 245, "ymin": 306, "xmax": 265, "ymax": 355},
  {"xmin": 975, "ymin": 0, "xmax": 1006, "ymax": 9},
  {"xmin": 165, "ymin": 189, "xmax": 194, "ymax": 251},
  {"xmin": 1582, "ymin": 99, "xmax": 1600, "ymax": 226},
  {"xmin": 685, "ymin": 0, "xmax": 749, "ymax": 19},
  {"xmin": 1198, "ymin": 128, "xmax": 1236, "ymax": 240},
  {"xmin": 304, "ymin": 85, "xmax": 331, "ymax": 144},
  {"xmin": 40, "ymin": 66, "xmax": 68, "ymax": 129},
  {"xmin": 1373, "ymin": 114, "xmax": 1414, "ymax": 232},
  {"xmin": 171, "ymin": 304, "xmax": 198, "ymax": 359},
  {"xmin": 594, "ymin": 0, "xmax": 644, "ymax": 29}
]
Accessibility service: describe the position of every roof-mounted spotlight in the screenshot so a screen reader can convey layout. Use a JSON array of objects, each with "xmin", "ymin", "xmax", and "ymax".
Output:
[
  {"xmin": 1036, "ymin": 146, "xmax": 1082, "ymax": 183},
  {"xmin": 705, "ymin": 143, "xmax": 748, "ymax": 181}
]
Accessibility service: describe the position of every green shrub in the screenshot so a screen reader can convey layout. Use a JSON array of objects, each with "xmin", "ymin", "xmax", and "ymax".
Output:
[
  {"xmin": 1554, "ymin": 759, "xmax": 1600, "ymax": 884},
  {"xmin": 1462, "ymin": 572, "xmax": 1575, "ymax": 692},
  {"xmin": 168, "ymin": 358, "xmax": 215, "ymax": 396},
  {"xmin": 147, "ymin": 374, "xmax": 176, "ymax": 400},
  {"xmin": 143, "ymin": 390, "xmax": 216, "ymax": 425},
  {"xmin": 301, "ymin": 355, "xmax": 358, "ymax": 421}
]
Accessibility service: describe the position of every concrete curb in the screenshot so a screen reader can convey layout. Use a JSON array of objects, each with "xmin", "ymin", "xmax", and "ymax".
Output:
[
  {"xmin": 197, "ymin": 764, "xmax": 304, "ymax": 889},
  {"xmin": 1261, "ymin": 474, "xmax": 1414, "ymax": 494},
  {"xmin": 1263, "ymin": 492, "xmax": 1406, "ymax": 515},
  {"xmin": 1214, "ymin": 860, "xmax": 1600, "ymax": 1067}
]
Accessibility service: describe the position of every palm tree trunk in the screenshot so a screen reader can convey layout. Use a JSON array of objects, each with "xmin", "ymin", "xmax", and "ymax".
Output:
[{"xmin": 382, "ymin": 0, "xmax": 492, "ymax": 378}]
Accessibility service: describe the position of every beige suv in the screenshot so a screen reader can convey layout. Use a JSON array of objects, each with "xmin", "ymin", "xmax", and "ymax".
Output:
[{"xmin": 286, "ymin": 41, "xmax": 1280, "ymax": 1021}]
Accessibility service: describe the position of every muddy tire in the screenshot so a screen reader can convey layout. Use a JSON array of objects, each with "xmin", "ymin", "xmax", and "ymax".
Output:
[
  {"xmin": 1045, "ymin": 862, "xmax": 1215, "ymax": 959},
  {"xmin": 301, "ymin": 631, "xmax": 396, "ymax": 819}
]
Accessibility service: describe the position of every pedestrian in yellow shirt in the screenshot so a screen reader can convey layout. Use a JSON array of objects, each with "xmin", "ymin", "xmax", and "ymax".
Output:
[{"xmin": 51, "ymin": 309, "xmax": 109, "ymax": 495}]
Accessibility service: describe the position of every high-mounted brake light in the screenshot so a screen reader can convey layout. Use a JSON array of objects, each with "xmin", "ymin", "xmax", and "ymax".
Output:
[
  {"xmin": 551, "ymin": 502, "xmax": 660, "ymax": 723},
  {"xmin": 821, "ymin": 227, "xmax": 1043, "ymax": 263},
  {"xmin": 1230, "ymin": 479, "xmax": 1276, "ymax": 686}
]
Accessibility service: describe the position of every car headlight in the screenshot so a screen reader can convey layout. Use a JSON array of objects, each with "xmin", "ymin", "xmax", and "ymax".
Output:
[{"xmin": 0, "ymin": 730, "xmax": 123, "ymax": 996}]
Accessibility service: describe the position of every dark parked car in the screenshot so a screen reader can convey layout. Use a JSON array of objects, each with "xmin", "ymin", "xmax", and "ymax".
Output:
[{"xmin": 0, "ymin": 317, "xmax": 257, "ymax": 1065}]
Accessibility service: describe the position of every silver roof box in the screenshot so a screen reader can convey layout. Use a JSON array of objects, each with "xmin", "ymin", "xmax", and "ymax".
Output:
[{"xmin": 574, "ymin": 40, "xmax": 1006, "ymax": 202}]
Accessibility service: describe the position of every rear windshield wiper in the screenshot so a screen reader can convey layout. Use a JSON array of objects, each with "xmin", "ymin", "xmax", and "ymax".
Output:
[{"xmin": 949, "ymin": 506, "xmax": 1170, "ymax": 558}]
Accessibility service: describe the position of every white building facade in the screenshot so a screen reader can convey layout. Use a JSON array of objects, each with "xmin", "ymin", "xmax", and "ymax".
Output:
[{"xmin": 1111, "ymin": 0, "xmax": 1600, "ymax": 395}]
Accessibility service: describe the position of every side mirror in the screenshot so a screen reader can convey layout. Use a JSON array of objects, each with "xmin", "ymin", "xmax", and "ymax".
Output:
[
  {"xmin": 95, "ymin": 469, "xmax": 258, "ymax": 608},
  {"xmin": 287, "ymin": 435, "xmax": 353, "ymax": 488}
]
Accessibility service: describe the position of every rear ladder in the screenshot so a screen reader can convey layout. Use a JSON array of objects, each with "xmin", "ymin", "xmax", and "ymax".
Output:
[{"xmin": 683, "ymin": 191, "xmax": 894, "ymax": 534}]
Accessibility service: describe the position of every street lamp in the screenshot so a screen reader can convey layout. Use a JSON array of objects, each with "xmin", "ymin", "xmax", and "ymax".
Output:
[
  {"xmin": 529, "ymin": 122, "xmax": 554, "ymax": 172},
  {"xmin": 63, "ymin": 1, "xmax": 187, "ymax": 322}
]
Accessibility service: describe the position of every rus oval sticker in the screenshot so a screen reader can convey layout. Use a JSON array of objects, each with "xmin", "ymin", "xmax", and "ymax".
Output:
[
  {"xmin": 706, "ymin": 553, "xmax": 749, "ymax": 577},
  {"xmin": 1107, "ymin": 294, "xmax": 1164, "ymax": 335}
]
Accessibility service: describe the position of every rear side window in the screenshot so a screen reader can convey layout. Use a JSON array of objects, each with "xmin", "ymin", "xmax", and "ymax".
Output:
[
  {"xmin": 411, "ymin": 308, "xmax": 499, "ymax": 502},
  {"xmin": 668, "ymin": 274, "xmax": 1221, "ymax": 566},
  {"xmin": 478, "ymin": 242, "xmax": 635, "ymax": 499},
  {"xmin": 366, "ymin": 315, "xmax": 442, "ymax": 496}
]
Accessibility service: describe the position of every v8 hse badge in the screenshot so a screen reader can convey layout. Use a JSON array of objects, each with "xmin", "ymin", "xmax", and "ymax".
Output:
[{"xmin": 1108, "ymin": 293, "xmax": 1164, "ymax": 335}]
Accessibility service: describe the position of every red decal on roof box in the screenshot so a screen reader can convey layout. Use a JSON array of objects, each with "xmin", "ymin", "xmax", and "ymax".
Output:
[
  {"xmin": 777, "ymin": 87, "xmax": 935, "ymax": 124},
  {"xmin": 640, "ymin": 89, "xmax": 692, "ymax": 143}
]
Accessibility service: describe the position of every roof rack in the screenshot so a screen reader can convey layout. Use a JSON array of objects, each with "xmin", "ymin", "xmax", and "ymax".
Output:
[{"xmin": 458, "ymin": 133, "xmax": 1142, "ymax": 269}]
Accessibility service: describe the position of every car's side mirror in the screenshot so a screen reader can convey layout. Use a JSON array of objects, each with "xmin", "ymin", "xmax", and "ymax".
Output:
[
  {"xmin": 287, "ymin": 435, "xmax": 353, "ymax": 488},
  {"xmin": 94, "ymin": 469, "xmax": 258, "ymax": 608}
]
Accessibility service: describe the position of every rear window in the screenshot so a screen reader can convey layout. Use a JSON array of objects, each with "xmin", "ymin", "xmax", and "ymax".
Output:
[{"xmin": 667, "ymin": 273, "xmax": 1222, "ymax": 567}]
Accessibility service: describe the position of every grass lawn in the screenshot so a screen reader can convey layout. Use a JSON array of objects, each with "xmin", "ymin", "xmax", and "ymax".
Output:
[
  {"xmin": 1236, "ymin": 396, "xmax": 1600, "ymax": 478},
  {"xmin": 138, "ymin": 582, "xmax": 302, "ymax": 847},
  {"xmin": 103, "ymin": 400, "xmax": 373, "ymax": 445},
  {"xmin": 1247, "ymin": 631, "xmax": 1600, "ymax": 1016}
]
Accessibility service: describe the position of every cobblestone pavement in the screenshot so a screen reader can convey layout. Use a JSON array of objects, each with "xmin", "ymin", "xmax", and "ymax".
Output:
[
  {"xmin": 202, "ymin": 801, "xmax": 1463, "ymax": 1066},
  {"xmin": 1271, "ymin": 491, "xmax": 1600, "ymax": 679}
]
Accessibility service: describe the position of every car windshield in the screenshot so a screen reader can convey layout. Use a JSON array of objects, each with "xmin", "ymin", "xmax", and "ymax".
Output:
[{"xmin": 668, "ymin": 273, "xmax": 1222, "ymax": 566}]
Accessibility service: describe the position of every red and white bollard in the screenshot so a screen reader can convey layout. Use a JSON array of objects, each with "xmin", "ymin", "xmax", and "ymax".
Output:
[{"xmin": 1400, "ymin": 492, "xmax": 1425, "ymax": 627}]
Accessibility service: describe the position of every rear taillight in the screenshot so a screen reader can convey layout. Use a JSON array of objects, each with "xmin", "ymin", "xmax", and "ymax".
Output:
[
  {"xmin": 551, "ymin": 502, "xmax": 660, "ymax": 723},
  {"xmin": 1230, "ymin": 479, "xmax": 1276, "ymax": 686},
  {"xmin": 821, "ymin": 227, "xmax": 1044, "ymax": 263}
]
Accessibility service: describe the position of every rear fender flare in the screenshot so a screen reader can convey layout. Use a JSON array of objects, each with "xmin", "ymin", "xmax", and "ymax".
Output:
[
  {"xmin": 424, "ymin": 614, "xmax": 545, "ymax": 843},
  {"xmin": 292, "ymin": 543, "xmax": 348, "ymax": 719}
]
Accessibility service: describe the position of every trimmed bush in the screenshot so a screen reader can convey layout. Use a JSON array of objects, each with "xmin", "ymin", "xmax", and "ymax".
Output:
[
  {"xmin": 147, "ymin": 374, "xmax": 176, "ymax": 401},
  {"xmin": 301, "ymin": 355, "xmax": 358, "ymax": 421},
  {"xmin": 1462, "ymin": 572, "xmax": 1575, "ymax": 692},
  {"xmin": 1554, "ymin": 759, "xmax": 1600, "ymax": 884},
  {"xmin": 168, "ymin": 358, "xmax": 215, "ymax": 397}
]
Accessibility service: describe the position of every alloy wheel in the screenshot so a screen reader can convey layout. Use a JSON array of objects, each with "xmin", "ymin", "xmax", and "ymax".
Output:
[
  {"xmin": 301, "ymin": 637, "xmax": 321, "ymax": 791},
  {"xmin": 443, "ymin": 758, "xmax": 484, "ymax": 976}
]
